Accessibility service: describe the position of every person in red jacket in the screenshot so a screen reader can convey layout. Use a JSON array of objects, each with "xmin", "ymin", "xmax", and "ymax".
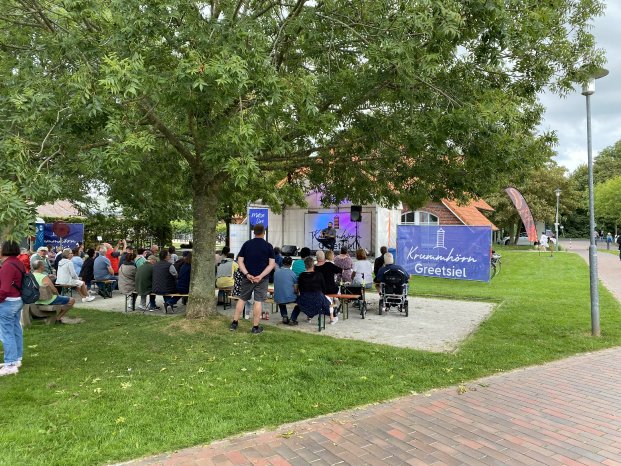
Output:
[
  {"xmin": 0, "ymin": 240, "xmax": 25, "ymax": 376},
  {"xmin": 17, "ymin": 247, "xmax": 30, "ymax": 272},
  {"xmin": 104, "ymin": 240, "xmax": 124, "ymax": 275}
]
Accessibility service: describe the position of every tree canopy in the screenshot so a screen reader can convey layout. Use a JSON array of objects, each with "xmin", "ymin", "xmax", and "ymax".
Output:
[{"xmin": 0, "ymin": 0, "xmax": 605, "ymax": 316}]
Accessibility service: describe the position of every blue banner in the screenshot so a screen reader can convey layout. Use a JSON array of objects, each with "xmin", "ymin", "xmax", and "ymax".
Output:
[
  {"xmin": 397, "ymin": 225, "xmax": 491, "ymax": 282},
  {"xmin": 248, "ymin": 208, "xmax": 269, "ymax": 229},
  {"xmin": 34, "ymin": 223, "xmax": 45, "ymax": 250},
  {"xmin": 43, "ymin": 223, "xmax": 84, "ymax": 250}
]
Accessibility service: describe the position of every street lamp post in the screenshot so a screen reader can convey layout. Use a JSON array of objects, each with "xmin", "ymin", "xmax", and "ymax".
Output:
[
  {"xmin": 583, "ymin": 67, "xmax": 608, "ymax": 337},
  {"xmin": 554, "ymin": 188, "xmax": 561, "ymax": 251}
]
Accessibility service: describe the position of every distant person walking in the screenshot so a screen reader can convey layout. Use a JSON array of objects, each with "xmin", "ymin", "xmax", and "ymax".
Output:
[
  {"xmin": 617, "ymin": 234, "xmax": 621, "ymax": 261},
  {"xmin": 539, "ymin": 232, "xmax": 552, "ymax": 256},
  {"xmin": 606, "ymin": 232, "xmax": 613, "ymax": 250},
  {"xmin": 230, "ymin": 224, "xmax": 275, "ymax": 334}
]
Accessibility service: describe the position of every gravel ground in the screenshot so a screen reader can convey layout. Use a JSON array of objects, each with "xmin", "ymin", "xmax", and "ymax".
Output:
[{"xmin": 74, "ymin": 290, "xmax": 494, "ymax": 353}]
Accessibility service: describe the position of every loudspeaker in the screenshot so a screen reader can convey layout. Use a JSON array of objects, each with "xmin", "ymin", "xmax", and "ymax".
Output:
[
  {"xmin": 350, "ymin": 205, "xmax": 362, "ymax": 222},
  {"xmin": 281, "ymin": 245, "xmax": 298, "ymax": 257}
]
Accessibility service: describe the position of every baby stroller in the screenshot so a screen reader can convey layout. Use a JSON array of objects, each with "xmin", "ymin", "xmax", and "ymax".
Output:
[{"xmin": 379, "ymin": 268, "xmax": 409, "ymax": 316}]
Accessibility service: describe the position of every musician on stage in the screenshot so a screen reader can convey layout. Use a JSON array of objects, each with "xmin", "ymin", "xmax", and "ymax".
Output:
[{"xmin": 319, "ymin": 222, "xmax": 337, "ymax": 250}]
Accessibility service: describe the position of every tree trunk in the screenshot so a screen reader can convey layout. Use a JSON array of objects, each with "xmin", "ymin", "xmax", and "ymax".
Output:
[{"xmin": 186, "ymin": 170, "xmax": 220, "ymax": 319}]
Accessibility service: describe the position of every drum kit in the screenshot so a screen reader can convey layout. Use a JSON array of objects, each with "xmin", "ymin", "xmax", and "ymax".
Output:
[{"xmin": 310, "ymin": 229, "xmax": 361, "ymax": 252}]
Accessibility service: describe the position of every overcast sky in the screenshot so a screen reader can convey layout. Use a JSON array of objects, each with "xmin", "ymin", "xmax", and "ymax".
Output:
[{"xmin": 538, "ymin": 2, "xmax": 620, "ymax": 174}]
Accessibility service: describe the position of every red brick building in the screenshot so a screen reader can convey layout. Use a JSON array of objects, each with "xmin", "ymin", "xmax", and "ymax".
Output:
[{"xmin": 401, "ymin": 199, "xmax": 498, "ymax": 231}]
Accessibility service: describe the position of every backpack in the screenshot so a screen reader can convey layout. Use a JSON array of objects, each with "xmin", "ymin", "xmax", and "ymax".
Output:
[{"xmin": 9, "ymin": 262, "xmax": 40, "ymax": 304}]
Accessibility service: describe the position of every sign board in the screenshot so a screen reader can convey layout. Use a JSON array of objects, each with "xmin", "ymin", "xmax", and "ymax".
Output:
[
  {"xmin": 248, "ymin": 208, "xmax": 269, "ymax": 229},
  {"xmin": 43, "ymin": 223, "xmax": 84, "ymax": 250},
  {"xmin": 397, "ymin": 225, "xmax": 491, "ymax": 282}
]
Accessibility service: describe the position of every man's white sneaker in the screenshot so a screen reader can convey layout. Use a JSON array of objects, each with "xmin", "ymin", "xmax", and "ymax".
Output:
[
  {"xmin": 82, "ymin": 296, "xmax": 96, "ymax": 303},
  {"xmin": 0, "ymin": 364, "xmax": 18, "ymax": 376},
  {"xmin": 330, "ymin": 316, "xmax": 339, "ymax": 325}
]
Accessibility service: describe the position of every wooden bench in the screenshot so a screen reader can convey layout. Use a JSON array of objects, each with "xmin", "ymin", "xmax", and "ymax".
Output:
[
  {"xmin": 326, "ymin": 293, "xmax": 361, "ymax": 320},
  {"xmin": 20, "ymin": 303, "xmax": 63, "ymax": 327},
  {"xmin": 93, "ymin": 280, "xmax": 116, "ymax": 299},
  {"xmin": 56, "ymin": 284, "xmax": 78, "ymax": 297}
]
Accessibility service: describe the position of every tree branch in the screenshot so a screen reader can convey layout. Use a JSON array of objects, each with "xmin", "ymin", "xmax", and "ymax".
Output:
[{"xmin": 138, "ymin": 101, "xmax": 196, "ymax": 164}]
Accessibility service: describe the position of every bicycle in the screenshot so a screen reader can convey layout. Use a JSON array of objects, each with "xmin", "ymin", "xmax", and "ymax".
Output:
[{"xmin": 490, "ymin": 252, "xmax": 502, "ymax": 279}]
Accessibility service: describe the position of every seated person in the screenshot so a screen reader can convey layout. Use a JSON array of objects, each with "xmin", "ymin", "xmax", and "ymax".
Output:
[
  {"xmin": 56, "ymin": 248, "xmax": 95, "ymax": 302},
  {"xmin": 32, "ymin": 260, "xmax": 75, "ymax": 324},
  {"xmin": 373, "ymin": 246, "xmax": 388, "ymax": 288},
  {"xmin": 135, "ymin": 255, "xmax": 159, "ymax": 311},
  {"xmin": 177, "ymin": 252, "xmax": 192, "ymax": 299},
  {"xmin": 376, "ymin": 252, "xmax": 410, "ymax": 290},
  {"xmin": 70, "ymin": 247, "xmax": 84, "ymax": 276},
  {"xmin": 118, "ymin": 252, "xmax": 138, "ymax": 309},
  {"xmin": 93, "ymin": 246, "xmax": 119, "ymax": 290},
  {"xmin": 289, "ymin": 257, "xmax": 337, "ymax": 325},
  {"xmin": 30, "ymin": 246, "xmax": 56, "ymax": 282},
  {"xmin": 79, "ymin": 248, "xmax": 96, "ymax": 291},
  {"xmin": 152, "ymin": 250, "xmax": 179, "ymax": 312},
  {"xmin": 292, "ymin": 247, "xmax": 311, "ymax": 277},
  {"xmin": 216, "ymin": 253, "xmax": 238, "ymax": 289},
  {"xmin": 351, "ymin": 248, "xmax": 373, "ymax": 288},
  {"xmin": 333, "ymin": 246, "xmax": 353, "ymax": 282},
  {"xmin": 273, "ymin": 256, "xmax": 298, "ymax": 324},
  {"xmin": 314, "ymin": 250, "xmax": 342, "ymax": 295}
]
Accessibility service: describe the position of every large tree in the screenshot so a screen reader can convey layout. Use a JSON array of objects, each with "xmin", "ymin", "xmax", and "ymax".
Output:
[{"xmin": 0, "ymin": 0, "xmax": 604, "ymax": 317}]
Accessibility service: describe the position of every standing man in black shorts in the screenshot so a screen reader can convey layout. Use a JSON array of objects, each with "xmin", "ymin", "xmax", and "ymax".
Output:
[{"xmin": 230, "ymin": 224, "xmax": 275, "ymax": 334}]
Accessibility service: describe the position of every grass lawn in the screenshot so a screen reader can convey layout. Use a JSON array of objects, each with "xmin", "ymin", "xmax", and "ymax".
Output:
[{"xmin": 2, "ymin": 251, "xmax": 621, "ymax": 465}]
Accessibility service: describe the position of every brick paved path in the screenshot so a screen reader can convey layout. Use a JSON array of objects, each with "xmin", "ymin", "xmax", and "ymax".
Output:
[{"xmin": 127, "ymin": 347, "xmax": 621, "ymax": 466}]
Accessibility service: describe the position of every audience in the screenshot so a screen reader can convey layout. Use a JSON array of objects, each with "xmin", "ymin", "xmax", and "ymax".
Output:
[
  {"xmin": 292, "ymin": 247, "xmax": 311, "ymax": 277},
  {"xmin": 333, "ymin": 246, "xmax": 353, "ymax": 283},
  {"xmin": 32, "ymin": 259, "xmax": 75, "ymax": 324},
  {"xmin": 56, "ymin": 249, "xmax": 95, "ymax": 302},
  {"xmin": 30, "ymin": 246, "xmax": 56, "ymax": 281},
  {"xmin": 216, "ymin": 253, "xmax": 238, "ymax": 288},
  {"xmin": 289, "ymin": 257, "xmax": 337, "ymax": 325},
  {"xmin": 373, "ymin": 246, "xmax": 388, "ymax": 287},
  {"xmin": 152, "ymin": 250, "xmax": 179, "ymax": 313},
  {"xmin": 93, "ymin": 246, "xmax": 119, "ymax": 289},
  {"xmin": 177, "ymin": 252, "xmax": 191, "ymax": 305},
  {"xmin": 351, "ymin": 248, "xmax": 373, "ymax": 288},
  {"xmin": 119, "ymin": 244, "xmax": 135, "ymax": 267},
  {"xmin": 118, "ymin": 252, "xmax": 138, "ymax": 310},
  {"xmin": 17, "ymin": 248, "xmax": 31, "ymax": 272},
  {"xmin": 104, "ymin": 241, "xmax": 124, "ymax": 274},
  {"xmin": 314, "ymin": 250, "xmax": 342, "ymax": 295},
  {"xmin": 168, "ymin": 246, "xmax": 178, "ymax": 263},
  {"xmin": 79, "ymin": 248, "xmax": 96, "ymax": 291},
  {"xmin": 135, "ymin": 248, "xmax": 147, "ymax": 268},
  {"xmin": 71, "ymin": 247, "xmax": 83, "ymax": 276},
  {"xmin": 135, "ymin": 255, "xmax": 159, "ymax": 311},
  {"xmin": 376, "ymin": 252, "xmax": 410, "ymax": 284},
  {"xmin": 273, "ymin": 256, "xmax": 297, "ymax": 324}
]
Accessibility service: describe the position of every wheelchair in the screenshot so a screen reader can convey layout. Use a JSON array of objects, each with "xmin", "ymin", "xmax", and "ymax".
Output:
[{"xmin": 378, "ymin": 269, "xmax": 409, "ymax": 317}]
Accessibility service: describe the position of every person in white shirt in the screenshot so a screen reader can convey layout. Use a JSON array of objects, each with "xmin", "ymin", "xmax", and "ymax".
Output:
[
  {"xmin": 56, "ymin": 249, "xmax": 95, "ymax": 302},
  {"xmin": 351, "ymin": 249, "xmax": 373, "ymax": 288},
  {"xmin": 539, "ymin": 232, "xmax": 552, "ymax": 256}
]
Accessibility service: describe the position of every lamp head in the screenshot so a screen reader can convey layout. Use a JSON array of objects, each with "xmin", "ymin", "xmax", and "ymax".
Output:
[
  {"xmin": 555, "ymin": 188, "xmax": 561, "ymax": 197},
  {"xmin": 581, "ymin": 66, "xmax": 609, "ymax": 96}
]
